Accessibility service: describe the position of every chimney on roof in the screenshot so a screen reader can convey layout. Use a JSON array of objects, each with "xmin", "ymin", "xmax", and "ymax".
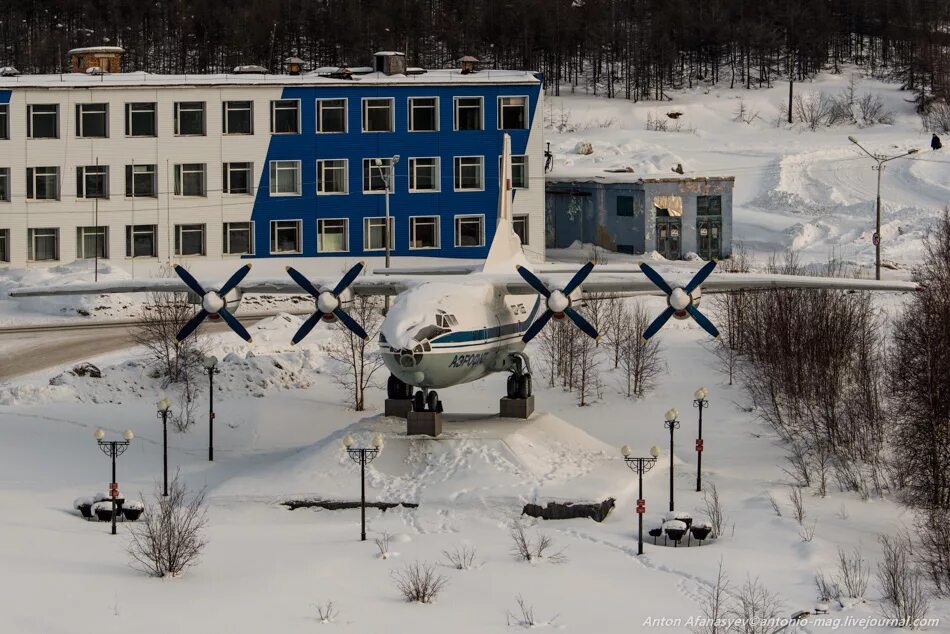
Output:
[
  {"xmin": 68, "ymin": 46, "xmax": 124, "ymax": 73},
  {"xmin": 373, "ymin": 51, "xmax": 406, "ymax": 76},
  {"xmin": 284, "ymin": 56, "xmax": 304, "ymax": 76},
  {"xmin": 459, "ymin": 55, "xmax": 480, "ymax": 74}
]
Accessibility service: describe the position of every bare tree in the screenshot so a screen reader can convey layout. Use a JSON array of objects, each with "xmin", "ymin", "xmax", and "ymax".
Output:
[
  {"xmin": 703, "ymin": 483, "xmax": 728, "ymax": 539},
  {"xmin": 731, "ymin": 576, "xmax": 783, "ymax": 634},
  {"xmin": 914, "ymin": 509, "xmax": 950, "ymax": 595},
  {"xmin": 835, "ymin": 546, "xmax": 869, "ymax": 599},
  {"xmin": 877, "ymin": 533, "xmax": 930, "ymax": 625},
  {"xmin": 509, "ymin": 523, "xmax": 567, "ymax": 564},
  {"xmin": 324, "ymin": 296, "xmax": 385, "ymax": 411},
  {"xmin": 788, "ymin": 486, "xmax": 806, "ymax": 525},
  {"xmin": 573, "ymin": 326, "xmax": 600, "ymax": 407},
  {"xmin": 393, "ymin": 562, "xmax": 448, "ymax": 603},
  {"xmin": 619, "ymin": 301, "xmax": 665, "ymax": 398},
  {"xmin": 127, "ymin": 474, "xmax": 208, "ymax": 578},
  {"xmin": 691, "ymin": 559, "xmax": 731, "ymax": 634}
]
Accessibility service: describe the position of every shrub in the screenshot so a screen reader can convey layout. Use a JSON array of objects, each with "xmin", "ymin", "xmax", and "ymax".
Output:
[
  {"xmin": 509, "ymin": 523, "xmax": 567, "ymax": 563},
  {"xmin": 441, "ymin": 545, "xmax": 477, "ymax": 570},
  {"xmin": 392, "ymin": 562, "xmax": 448, "ymax": 603},
  {"xmin": 877, "ymin": 533, "xmax": 930, "ymax": 625}
]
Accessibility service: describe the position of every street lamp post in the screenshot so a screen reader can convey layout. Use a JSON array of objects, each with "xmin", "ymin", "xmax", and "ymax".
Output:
[
  {"xmin": 847, "ymin": 137, "xmax": 919, "ymax": 281},
  {"xmin": 663, "ymin": 408, "xmax": 681, "ymax": 512},
  {"xmin": 374, "ymin": 155, "xmax": 400, "ymax": 312},
  {"xmin": 343, "ymin": 434, "xmax": 383, "ymax": 541},
  {"xmin": 203, "ymin": 355, "xmax": 219, "ymax": 462},
  {"xmin": 622, "ymin": 444, "xmax": 661, "ymax": 555},
  {"xmin": 95, "ymin": 428, "xmax": 134, "ymax": 535},
  {"xmin": 157, "ymin": 398, "xmax": 171, "ymax": 496},
  {"xmin": 692, "ymin": 387, "xmax": 709, "ymax": 492}
]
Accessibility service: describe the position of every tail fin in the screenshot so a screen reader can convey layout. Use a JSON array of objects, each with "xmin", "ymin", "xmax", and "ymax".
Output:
[{"xmin": 483, "ymin": 133, "xmax": 529, "ymax": 273}]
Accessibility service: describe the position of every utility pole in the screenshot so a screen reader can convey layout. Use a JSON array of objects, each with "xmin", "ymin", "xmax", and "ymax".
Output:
[{"xmin": 848, "ymin": 137, "xmax": 919, "ymax": 280}]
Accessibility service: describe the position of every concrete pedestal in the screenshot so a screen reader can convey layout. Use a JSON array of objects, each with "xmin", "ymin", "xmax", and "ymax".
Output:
[
  {"xmin": 500, "ymin": 395, "xmax": 535, "ymax": 419},
  {"xmin": 406, "ymin": 410, "xmax": 443, "ymax": 437},
  {"xmin": 385, "ymin": 398, "xmax": 413, "ymax": 418}
]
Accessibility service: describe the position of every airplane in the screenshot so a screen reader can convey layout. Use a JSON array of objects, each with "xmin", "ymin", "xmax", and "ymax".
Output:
[{"xmin": 10, "ymin": 134, "xmax": 919, "ymax": 414}]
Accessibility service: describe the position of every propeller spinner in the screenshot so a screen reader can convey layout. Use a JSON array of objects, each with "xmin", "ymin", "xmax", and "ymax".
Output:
[
  {"xmin": 516, "ymin": 261, "xmax": 599, "ymax": 343},
  {"xmin": 286, "ymin": 262, "xmax": 368, "ymax": 344},
  {"xmin": 175, "ymin": 264, "xmax": 253, "ymax": 342},
  {"xmin": 640, "ymin": 260, "xmax": 720, "ymax": 340}
]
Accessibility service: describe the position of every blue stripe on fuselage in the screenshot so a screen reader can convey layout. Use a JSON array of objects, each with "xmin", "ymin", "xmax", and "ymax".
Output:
[{"xmin": 430, "ymin": 296, "xmax": 541, "ymax": 345}]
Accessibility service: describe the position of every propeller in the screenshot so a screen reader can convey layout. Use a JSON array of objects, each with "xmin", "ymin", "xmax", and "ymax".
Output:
[
  {"xmin": 286, "ymin": 262, "xmax": 368, "ymax": 344},
  {"xmin": 175, "ymin": 264, "xmax": 253, "ymax": 342},
  {"xmin": 516, "ymin": 261, "xmax": 598, "ymax": 343},
  {"xmin": 640, "ymin": 260, "xmax": 719, "ymax": 340}
]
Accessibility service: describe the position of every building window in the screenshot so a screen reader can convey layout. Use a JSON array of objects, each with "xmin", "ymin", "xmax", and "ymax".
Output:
[
  {"xmin": 454, "ymin": 156, "xmax": 483, "ymax": 191},
  {"xmin": 513, "ymin": 214, "xmax": 529, "ymax": 245},
  {"xmin": 501, "ymin": 155, "xmax": 529, "ymax": 189},
  {"xmin": 270, "ymin": 220, "xmax": 301, "ymax": 254},
  {"xmin": 697, "ymin": 195, "xmax": 722, "ymax": 216},
  {"xmin": 76, "ymin": 103, "xmax": 108, "ymax": 138},
  {"xmin": 409, "ymin": 97, "xmax": 438, "ymax": 131},
  {"xmin": 454, "ymin": 97, "xmax": 482, "ymax": 130},
  {"xmin": 317, "ymin": 98, "xmax": 346, "ymax": 133},
  {"xmin": 26, "ymin": 167, "xmax": 60, "ymax": 200},
  {"xmin": 454, "ymin": 215, "xmax": 484, "ymax": 247},
  {"xmin": 362, "ymin": 98, "xmax": 393, "ymax": 132},
  {"xmin": 175, "ymin": 224, "xmax": 206, "ymax": 256},
  {"xmin": 0, "ymin": 104, "xmax": 7, "ymax": 139},
  {"xmin": 223, "ymin": 162, "xmax": 253, "ymax": 195},
  {"xmin": 28, "ymin": 104, "xmax": 59, "ymax": 138},
  {"xmin": 174, "ymin": 101, "xmax": 206, "ymax": 136},
  {"xmin": 76, "ymin": 165, "xmax": 109, "ymax": 199},
  {"xmin": 125, "ymin": 224, "xmax": 157, "ymax": 258},
  {"xmin": 125, "ymin": 164, "xmax": 157, "ymax": 197},
  {"xmin": 410, "ymin": 216, "xmax": 439, "ymax": 249},
  {"xmin": 76, "ymin": 226, "xmax": 108, "ymax": 259},
  {"xmin": 125, "ymin": 102, "xmax": 156, "ymax": 137},
  {"xmin": 364, "ymin": 217, "xmax": 394, "ymax": 251},
  {"xmin": 28, "ymin": 228, "xmax": 59, "ymax": 261},
  {"xmin": 617, "ymin": 196, "xmax": 634, "ymax": 217},
  {"xmin": 174, "ymin": 163, "xmax": 207, "ymax": 196},
  {"xmin": 223, "ymin": 101, "xmax": 253, "ymax": 134},
  {"xmin": 318, "ymin": 218, "xmax": 348, "ymax": 253},
  {"xmin": 0, "ymin": 168, "xmax": 8, "ymax": 201},
  {"xmin": 223, "ymin": 222, "xmax": 254, "ymax": 255},
  {"xmin": 317, "ymin": 159, "xmax": 347, "ymax": 195},
  {"xmin": 363, "ymin": 158, "xmax": 394, "ymax": 193},
  {"xmin": 269, "ymin": 160, "xmax": 301, "ymax": 196},
  {"xmin": 271, "ymin": 99, "xmax": 300, "ymax": 134},
  {"xmin": 409, "ymin": 158, "xmax": 439, "ymax": 192},
  {"xmin": 498, "ymin": 96, "xmax": 528, "ymax": 129},
  {"xmin": 0, "ymin": 229, "xmax": 8, "ymax": 262}
]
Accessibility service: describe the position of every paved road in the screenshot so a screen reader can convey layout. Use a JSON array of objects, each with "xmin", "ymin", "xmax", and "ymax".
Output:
[{"xmin": 0, "ymin": 312, "xmax": 306, "ymax": 381}]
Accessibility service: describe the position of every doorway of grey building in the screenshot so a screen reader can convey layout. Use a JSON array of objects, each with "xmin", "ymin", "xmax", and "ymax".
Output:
[{"xmin": 696, "ymin": 195, "xmax": 723, "ymax": 260}]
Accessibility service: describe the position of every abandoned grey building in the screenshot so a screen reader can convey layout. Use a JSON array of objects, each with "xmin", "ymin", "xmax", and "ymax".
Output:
[{"xmin": 544, "ymin": 174, "xmax": 735, "ymax": 260}]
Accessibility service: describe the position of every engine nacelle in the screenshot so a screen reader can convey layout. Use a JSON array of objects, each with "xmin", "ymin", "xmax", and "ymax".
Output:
[
  {"xmin": 673, "ymin": 287, "xmax": 701, "ymax": 320},
  {"xmin": 186, "ymin": 287, "xmax": 243, "ymax": 318}
]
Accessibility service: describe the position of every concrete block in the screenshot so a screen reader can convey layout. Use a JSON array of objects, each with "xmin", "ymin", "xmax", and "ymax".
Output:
[
  {"xmin": 500, "ymin": 396, "xmax": 535, "ymax": 419},
  {"xmin": 406, "ymin": 410, "xmax": 443, "ymax": 437},
  {"xmin": 384, "ymin": 398, "xmax": 413, "ymax": 418}
]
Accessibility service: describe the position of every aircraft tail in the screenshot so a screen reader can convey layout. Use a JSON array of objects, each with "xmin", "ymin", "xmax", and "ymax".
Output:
[{"xmin": 483, "ymin": 133, "xmax": 530, "ymax": 273}]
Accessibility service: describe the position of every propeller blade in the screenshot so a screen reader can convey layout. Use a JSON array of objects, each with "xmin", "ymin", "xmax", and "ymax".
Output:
[
  {"xmin": 286, "ymin": 266, "xmax": 323, "ymax": 298},
  {"xmin": 332, "ymin": 261, "xmax": 366, "ymax": 296},
  {"xmin": 562, "ymin": 260, "xmax": 595, "ymax": 296},
  {"xmin": 684, "ymin": 260, "xmax": 717, "ymax": 294},
  {"xmin": 333, "ymin": 308, "xmax": 369, "ymax": 340},
  {"xmin": 174, "ymin": 265, "xmax": 206, "ymax": 297},
  {"xmin": 515, "ymin": 265, "xmax": 552, "ymax": 298},
  {"xmin": 218, "ymin": 263, "xmax": 253, "ymax": 296},
  {"xmin": 686, "ymin": 305, "xmax": 720, "ymax": 339},
  {"xmin": 291, "ymin": 311, "xmax": 325, "ymax": 345},
  {"xmin": 642, "ymin": 306, "xmax": 676, "ymax": 340},
  {"xmin": 521, "ymin": 310, "xmax": 553, "ymax": 343},
  {"xmin": 564, "ymin": 306, "xmax": 599, "ymax": 340},
  {"xmin": 639, "ymin": 263, "xmax": 674, "ymax": 296},
  {"xmin": 217, "ymin": 307, "xmax": 253, "ymax": 342},
  {"xmin": 175, "ymin": 309, "xmax": 208, "ymax": 342}
]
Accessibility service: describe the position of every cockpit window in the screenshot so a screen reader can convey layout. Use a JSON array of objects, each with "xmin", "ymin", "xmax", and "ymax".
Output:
[
  {"xmin": 435, "ymin": 311, "xmax": 459, "ymax": 329},
  {"xmin": 415, "ymin": 324, "xmax": 448, "ymax": 342}
]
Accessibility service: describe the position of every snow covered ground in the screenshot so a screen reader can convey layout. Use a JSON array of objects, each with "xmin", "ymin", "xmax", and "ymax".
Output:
[{"xmin": 0, "ymin": 72, "xmax": 948, "ymax": 632}]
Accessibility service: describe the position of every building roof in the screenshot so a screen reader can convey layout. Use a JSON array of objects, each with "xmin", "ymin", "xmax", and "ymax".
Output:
[
  {"xmin": 67, "ymin": 46, "xmax": 125, "ymax": 55},
  {"xmin": 0, "ymin": 68, "xmax": 540, "ymax": 89},
  {"xmin": 545, "ymin": 173, "xmax": 735, "ymax": 185}
]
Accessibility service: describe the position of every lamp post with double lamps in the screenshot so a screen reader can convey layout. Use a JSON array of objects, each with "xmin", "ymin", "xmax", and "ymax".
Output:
[
  {"xmin": 663, "ymin": 408, "xmax": 681, "ymax": 512},
  {"xmin": 95, "ymin": 428, "xmax": 134, "ymax": 535},
  {"xmin": 203, "ymin": 355, "xmax": 219, "ymax": 461},
  {"xmin": 157, "ymin": 398, "xmax": 171, "ymax": 496},
  {"xmin": 343, "ymin": 434, "xmax": 384, "ymax": 541},
  {"xmin": 374, "ymin": 155, "xmax": 399, "ymax": 312},
  {"xmin": 621, "ymin": 444, "xmax": 661, "ymax": 555},
  {"xmin": 692, "ymin": 387, "xmax": 709, "ymax": 492}
]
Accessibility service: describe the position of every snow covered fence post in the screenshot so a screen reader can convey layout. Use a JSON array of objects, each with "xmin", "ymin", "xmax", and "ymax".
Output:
[{"xmin": 622, "ymin": 444, "xmax": 661, "ymax": 555}]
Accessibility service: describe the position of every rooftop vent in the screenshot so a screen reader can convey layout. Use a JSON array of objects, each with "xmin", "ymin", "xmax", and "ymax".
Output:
[
  {"xmin": 0, "ymin": 66, "xmax": 20, "ymax": 77},
  {"xmin": 284, "ymin": 56, "xmax": 304, "ymax": 76},
  {"xmin": 329, "ymin": 67, "xmax": 354, "ymax": 80},
  {"xmin": 459, "ymin": 55, "xmax": 480, "ymax": 74},
  {"xmin": 233, "ymin": 65, "xmax": 268, "ymax": 74},
  {"xmin": 374, "ymin": 51, "xmax": 407, "ymax": 76},
  {"xmin": 68, "ymin": 46, "xmax": 124, "ymax": 74}
]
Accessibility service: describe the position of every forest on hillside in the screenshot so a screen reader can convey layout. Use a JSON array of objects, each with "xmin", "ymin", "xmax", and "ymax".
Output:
[{"xmin": 0, "ymin": 0, "xmax": 948, "ymax": 108}]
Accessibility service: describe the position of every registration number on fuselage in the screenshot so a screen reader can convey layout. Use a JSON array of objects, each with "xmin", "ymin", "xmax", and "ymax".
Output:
[{"xmin": 449, "ymin": 352, "xmax": 486, "ymax": 368}]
